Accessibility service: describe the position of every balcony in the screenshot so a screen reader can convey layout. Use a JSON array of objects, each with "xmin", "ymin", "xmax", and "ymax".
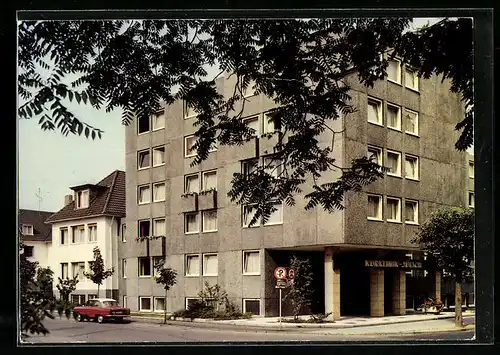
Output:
[
  {"xmin": 180, "ymin": 193, "xmax": 198, "ymax": 212},
  {"xmin": 198, "ymin": 189, "xmax": 217, "ymax": 210}
]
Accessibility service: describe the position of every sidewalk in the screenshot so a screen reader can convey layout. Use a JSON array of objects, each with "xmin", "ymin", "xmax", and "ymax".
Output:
[{"xmin": 131, "ymin": 310, "xmax": 475, "ymax": 335}]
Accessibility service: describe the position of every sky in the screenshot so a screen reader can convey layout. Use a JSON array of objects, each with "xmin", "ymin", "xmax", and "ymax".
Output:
[{"xmin": 17, "ymin": 17, "xmax": 447, "ymax": 213}]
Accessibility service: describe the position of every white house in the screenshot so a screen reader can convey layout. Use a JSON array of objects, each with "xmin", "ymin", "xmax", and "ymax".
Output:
[
  {"xmin": 46, "ymin": 170, "xmax": 125, "ymax": 305},
  {"xmin": 19, "ymin": 209, "xmax": 54, "ymax": 268}
]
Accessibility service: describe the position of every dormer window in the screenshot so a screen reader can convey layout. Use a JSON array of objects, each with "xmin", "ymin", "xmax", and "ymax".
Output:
[
  {"xmin": 76, "ymin": 190, "xmax": 89, "ymax": 209},
  {"xmin": 21, "ymin": 224, "xmax": 33, "ymax": 236}
]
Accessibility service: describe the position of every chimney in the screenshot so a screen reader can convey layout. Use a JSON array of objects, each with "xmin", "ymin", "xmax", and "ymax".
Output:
[{"xmin": 64, "ymin": 194, "xmax": 73, "ymax": 206}]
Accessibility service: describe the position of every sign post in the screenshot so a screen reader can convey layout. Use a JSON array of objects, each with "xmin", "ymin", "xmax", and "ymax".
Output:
[{"xmin": 274, "ymin": 267, "xmax": 287, "ymax": 329}]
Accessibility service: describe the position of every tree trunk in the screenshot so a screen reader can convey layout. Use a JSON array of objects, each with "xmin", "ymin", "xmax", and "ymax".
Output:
[
  {"xmin": 164, "ymin": 289, "xmax": 167, "ymax": 324},
  {"xmin": 455, "ymin": 281, "xmax": 463, "ymax": 327},
  {"xmin": 97, "ymin": 284, "xmax": 100, "ymax": 298}
]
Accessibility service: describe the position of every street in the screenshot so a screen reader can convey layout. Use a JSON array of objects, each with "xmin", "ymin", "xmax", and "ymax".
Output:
[{"xmin": 21, "ymin": 317, "xmax": 475, "ymax": 344}]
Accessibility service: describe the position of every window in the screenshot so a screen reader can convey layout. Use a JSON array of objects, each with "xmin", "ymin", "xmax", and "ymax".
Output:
[
  {"xmin": 264, "ymin": 202, "xmax": 283, "ymax": 226},
  {"xmin": 386, "ymin": 150, "xmax": 402, "ymax": 176},
  {"xmin": 243, "ymin": 299, "xmax": 261, "ymax": 315},
  {"xmin": 153, "ymin": 218, "xmax": 166, "ymax": 237},
  {"xmin": 71, "ymin": 295, "xmax": 86, "ymax": 306},
  {"xmin": 184, "ymin": 102, "xmax": 196, "ymax": 119},
  {"xmin": 61, "ymin": 263, "xmax": 69, "ymax": 279},
  {"xmin": 121, "ymin": 224, "xmax": 126, "ymax": 242},
  {"xmin": 24, "ymin": 246, "xmax": 34, "ymax": 257},
  {"xmin": 72, "ymin": 262, "xmax": 85, "ymax": 280},
  {"xmin": 151, "ymin": 111, "xmax": 165, "ymax": 131},
  {"xmin": 387, "ymin": 59, "xmax": 401, "ymax": 84},
  {"xmin": 243, "ymin": 79, "xmax": 256, "ymax": 97},
  {"xmin": 88, "ymin": 294, "xmax": 98, "ymax": 300},
  {"xmin": 184, "ymin": 135, "xmax": 197, "ymax": 157},
  {"xmin": 60, "ymin": 228, "xmax": 68, "ymax": 245},
  {"xmin": 88, "ymin": 224, "xmax": 97, "ymax": 242},
  {"xmin": 263, "ymin": 113, "xmax": 280, "ymax": 134},
  {"xmin": 76, "ymin": 190, "xmax": 89, "ymax": 209},
  {"xmin": 244, "ymin": 116, "xmax": 260, "ymax": 137},
  {"xmin": 367, "ymin": 195, "xmax": 383, "ymax": 220},
  {"xmin": 242, "ymin": 205, "xmax": 259, "ymax": 227},
  {"xmin": 186, "ymin": 298, "xmax": 201, "ymax": 309},
  {"xmin": 153, "ymin": 256, "xmax": 164, "ymax": 276},
  {"xmin": 468, "ymin": 161, "xmax": 474, "ymax": 178},
  {"xmin": 21, "ymin": 224, "xmax": 33, "ymax": 236},
  {"xmin": 242, "ymin": 159, "xmax": 258, "ymax": 176},
  {"xmin": 138, "ymin": 150, "xmax": 151, "ymax": 169},
  {"xmin": 202, "ymin": 170, "xmax": 217, "ymax": 191},
  {"xmin": 185, "ymin": 213, "xmax": 199, "ymax": 234},
  {"xmin": 405, "ymin": 68, "xmax": 419, "ymax": 90},
  {"xmin": 202, "ymin": 210, "xmax": 218, "ymax": 232},
  {"xmin": 405, "ymin": 200, "xmax": 419, "ymax": 224},
  {"xmin": 138, "ymin": 257, "xmax": 151, "ymax": 277},
  {"xmin": 186, "ymin": 254, "xmax": 200, "ymax": 276},
  {"xmin": 152, "ymin": 146, "xmax": 165, "ymax": 166},
  {"xmin": 468, "ymin": 192, "xmax": 475, "ymax": 208},
  {"xmin": 386, "ymin": 104, "xmax": 401, "ymax": 130},
  {"xmin": 263, "ymin": 157, "xmax": 282, "ymax": 178},
  {"xmin": 139, "ymin": 297, "xmax": 152, "ymax": 312},
  {"xmin": 243, "ymin": 251, "xmax": 260, "ymax": 275},
  {"xmin": 367, "ymin": 97, "xmax": 382, "ymax": 125},
  {"xmin": 404, "ymin": 109, "xmax": 419, "ymax": 135},
  {"xmin": 122, "ymin": 259, "xmax": 127, "ymax": 278},
  {"xmin": 138, "ymin": 220, "xmax": 151, "ymax": 239},
  {"xmin": 387, "ymin": 197, "xmax": 401, "ymax": 222},
  {"xmin": 185, "ymin": 174, "xmax": 200, "ymax": 193},
  {"xmin": 71, "ymin": 225, "xmax": 85, "ymax": 244},
  {"xmin": 138, "ymin": 185, "xmax": 151, "ymax": 204},
  {"xmin": 154, "ymin": 297, "xmax": 165, "ymax": 312},
  {"xmin": 203, "ymin": 254, "xmax": 218, "ymax": 276},
  {"xmin": 405, "ymin": 155, "xmax": 419, "ymax": 180},
  {"xmin": 368, "ymin": 146, "xmax": 383, "ymax": 166},
  {"xmin": 153, "ymin": 182, "xmax": 166, "ymax": 202},
  {"xmin": 138, "ymin": 116, "xmax": 150, "ymax": 134}
]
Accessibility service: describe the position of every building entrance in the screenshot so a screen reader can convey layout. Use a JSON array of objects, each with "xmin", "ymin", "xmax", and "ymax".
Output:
[{"xmin": 339, "ymin": 254, "xmax": 370, "ymax": 316}]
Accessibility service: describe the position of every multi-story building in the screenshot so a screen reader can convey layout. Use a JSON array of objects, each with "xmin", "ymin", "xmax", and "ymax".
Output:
[
  {"xmin": 19, "ymin": 209, "xmax": 54, "ymax": 268},
  {"xmin": 122, "ymin": 57, "xmax": 467, "ymax": 318},
  {"xmin": 46, "ymin": 170, "xmax": 125, "ymax": 305}
]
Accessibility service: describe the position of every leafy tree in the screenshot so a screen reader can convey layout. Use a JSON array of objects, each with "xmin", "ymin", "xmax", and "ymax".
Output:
[
  {"xmin": 20, "ymin": 243, "xmax": 54, "ymax": 336},
  {"xmin": 84, "ymin": 246, "xmax": 114, "ymax": 298},
  {"xmin": 283, "ymin": 255, "xmax": 314, "ymax": 321},
  {"xmin": 55, "ymin": 276, "xmax": 79, "ymax": 319},
  {"xmin": 36, "ymin": 267, "xmax": 55, "ymax": 301},
  {"xmin": 17, "ymin": 19, "xmax": 472, "ymax": 223},
  {"xmin": 153, "ymin": 262, "xmax": 177, "ymax": 324},
  {"xmin": 411, "ymin": 207, "xmax": 474, "ymax": 327}
]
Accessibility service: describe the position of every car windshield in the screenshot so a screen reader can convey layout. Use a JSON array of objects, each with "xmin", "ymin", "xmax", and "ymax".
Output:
[{"xmin": 102, "ymin": 301, "xmax": 119, "ymax": 307}]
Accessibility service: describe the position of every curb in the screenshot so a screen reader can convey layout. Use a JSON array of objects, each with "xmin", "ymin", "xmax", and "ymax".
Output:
[
  {"xmin": 333, "ymin": 324, "xmax": 475, "ymax": 336},
  {"xmin": 130, "ymin": 314, "xmax": 474, "ymax": 333}
]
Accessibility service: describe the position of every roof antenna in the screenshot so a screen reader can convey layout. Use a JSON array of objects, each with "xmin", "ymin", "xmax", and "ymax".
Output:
[{"xmin": 36, "ymin": 187, "xmax": 43, "ymax": 213}]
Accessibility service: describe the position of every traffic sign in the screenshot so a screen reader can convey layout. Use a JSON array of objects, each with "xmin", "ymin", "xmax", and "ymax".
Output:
[
  {"xmin": 275, "ymin": 279, "xmax": 288, "ymax": 289},
  {"xmin": 274, "ymin": 267, "xmax": 287, "ymax": 280},
  {"xmin": 288, "ymin": 267, "xmax": 296, "ymax": 280}
]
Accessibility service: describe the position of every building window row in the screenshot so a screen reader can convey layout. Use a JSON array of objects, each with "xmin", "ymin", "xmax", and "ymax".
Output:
[
  {"xmin": 184, "ymin": 135, "xmax": 218, "ymax": 158},
  {"xmin": 185, "ymin": 210, "xmax": 218, "ymax": 234},
  {"xmin": 468, "ymin": 192, "xmax": 475, "ymax": 208},
  {"xmin": 138, "ymin": 111, "xmax": 165, "ymax": 135},
  {"xmin": 59, "ymin": 224, "xmax": 97, "ymax": 245},
  {"xmin": 185, "ymin": 170, "xmax": 217, "ymax": 193},
  {"xmin": 468, "ymin": 161, "xmax": 474, "ymax": 178},
  {"xmin": 138, "ymin": 146, "xmax": 165, "ymax": 170},
  {"xmin": 138, "ymin": 181, "xmax": 166, "ymax": 204},
  {"xmin": 367, "ymin": 146, "xmax": 419, "ymax": 180},
  {"xmin": 138, "ymin": 256, "xmax": 165, "ymax": 277},
  {"xmin": 242, "ymin": 203, "xmax": 283, "ymax": 227},
  {"xmin": 21, "ymin": 223, "xmax": 34, "ymax": 236},
  {"xmin": 60, "ymin": 261, "xmax": 91, "ymax": 280},
  {"xmin": 367, "ymin": 194, "xmax": 419, "ymax": 224},
  {"xmin": 138, "ymin": 296, "xmax": 166, "ymax": 312},
  {"xmin": 367, "ymin": 96, "xmax": 419, "ymax": 136},
  {"xmin": 138, "ymin": 218, "xmax": 166, "ymax": 239},
  {"xmin": 242, "ymin": 112, "xmax": 281, "ymax": 137},
  {"xmin": 386, "ymin": 58, "xmax": 420, "ymax": 91}
]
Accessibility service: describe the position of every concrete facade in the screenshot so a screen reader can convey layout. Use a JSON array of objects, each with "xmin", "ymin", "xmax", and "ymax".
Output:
[{"xmin": 123, "ymin": 59, "xmax": 467, "ymax": 316}]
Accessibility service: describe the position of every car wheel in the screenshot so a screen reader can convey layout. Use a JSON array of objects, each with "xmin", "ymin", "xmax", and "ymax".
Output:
[
  {"xmin": 75, "ymin": 313, "xmax": 82, "ymax": 322},
  {"xmin": 96, "ymin": 315, "xmax": 104, "ymax": 324}
]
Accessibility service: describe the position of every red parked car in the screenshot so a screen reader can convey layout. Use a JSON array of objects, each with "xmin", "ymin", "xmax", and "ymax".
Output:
[{"xmin": 73, "ymin": 298, "xmax": 131, "ymax": 323}]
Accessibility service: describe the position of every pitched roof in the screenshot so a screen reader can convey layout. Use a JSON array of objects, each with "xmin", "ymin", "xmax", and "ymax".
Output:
[
  {"xmin": 19, "ymin": 209, "xmax": 54, "ymax": 242},
  {"xmin": 45, "ymin": 170, "xmax": 126, "ymax": 224}
]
